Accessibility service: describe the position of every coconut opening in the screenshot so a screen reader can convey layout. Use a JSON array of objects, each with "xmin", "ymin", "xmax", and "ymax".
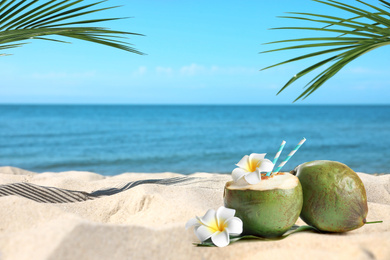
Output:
[{"xmin": 227, "ymin": 172, "xmax": 299, "ymax": 191}]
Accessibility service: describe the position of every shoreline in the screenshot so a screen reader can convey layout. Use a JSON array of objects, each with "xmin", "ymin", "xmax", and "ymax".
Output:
[{"xmin": 0, "ymin": 166, "xmax": 388, "ymax": 176}]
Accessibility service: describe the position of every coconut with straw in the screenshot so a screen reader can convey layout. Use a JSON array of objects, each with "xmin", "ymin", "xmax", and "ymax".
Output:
[{"xmin": 224, "ymin": 138, "xmax": 306, "ymax": 237}]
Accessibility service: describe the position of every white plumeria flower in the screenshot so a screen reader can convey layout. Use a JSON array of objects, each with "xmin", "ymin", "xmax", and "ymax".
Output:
[
  {"xmin": 185, "ymin": 206, "xmax": 243, "ymax": 247},
  {"xmin": 232, "ymin": 153, "xmax": 274, "ymax": 184}
]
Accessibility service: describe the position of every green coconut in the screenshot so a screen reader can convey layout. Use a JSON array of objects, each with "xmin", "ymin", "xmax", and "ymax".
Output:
[
  {"xmin": 291, "ymin": 160, "xmax": 368, "ymax": 232},
  {"xmin": 223, "ymin": 172, "xmax": 303, "ymax": 238}
]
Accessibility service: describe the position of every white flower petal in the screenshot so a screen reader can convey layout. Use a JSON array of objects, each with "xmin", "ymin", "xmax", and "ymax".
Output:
[
  {"xmin": 244, "ymin": 171, "xmax": 261, "ymax": 184},
  {"xmin": 198, "ymin": 209, "xmax": 216, "ymax": 226},
  {"xmin": 185, "ymin": 218, "xmax": 200, "ymax": 229},
  {"xmin": 225, "ymin": 217, "xmax": 243, "ymax": 235},
  {"xmin": 211, "ymin": 230, "xmax": 230, "ymax": 247},
  {"xmin": 216, "ymin": 206, "xmax": 235, "ymax": 227},
  {"xmin": 234, "ymin": 177, "xmax": 248, "ymax": 186},
  {"xmin": 258, "ymin": 159, "xmax": 274, "ymax": 173},
  {"xmin": 247, "ymin": 153, "xmax": 266, "ymax": 172},
  {"xmin": 195, "ymin": 225, "xmax": 215, "ymax": 242},
  {"xmin": 235, "ymin": 155, "xmax": 249, "ymax": 169},
  {"xmin": 249, "ymin": 153, "xmax": 266, "ymax": 161},
  {"xmin": 232, "ymin": 167, "xmax": 247, "ymax": 182}
]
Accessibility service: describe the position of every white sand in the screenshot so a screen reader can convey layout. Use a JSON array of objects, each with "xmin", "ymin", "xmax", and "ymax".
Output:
[{"xmin": 0, "ymin": 166, "xmax": 389, "ymax": 260}]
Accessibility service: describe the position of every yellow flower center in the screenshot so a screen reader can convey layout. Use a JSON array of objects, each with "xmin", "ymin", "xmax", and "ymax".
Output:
[
  {"xmin": 208, "ymin": 219, "xmax": 228, "ymax": 233},
  {"xmin": 248, "ymin": 159, "xmax": 261, "ymax": 172}
]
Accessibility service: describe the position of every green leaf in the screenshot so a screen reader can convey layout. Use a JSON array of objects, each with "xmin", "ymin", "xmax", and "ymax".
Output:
[
  {"xmin": 0, "ymin": 0, "xmax": 144, "ymax": 55},
  {"xmin": 28, "ymin": 3, "xmax": 118, "ymax": 29},
  {"xmin": 30, "ymin": 36, "xmax": 71, "ymax": 44},
  {"xmin": 0, "ymin": 0, "xmax": 37, "ymax": 28},
  {"xmin": 0, "ymin": 41, "xmax": 27, "ymax": 55},
  {"xmin": 261, "ymin": 0, "xmax": 390, "ymax": 102},
  {"xmin": 261, "ymin": 41, "xmax": 359, "ymax": 55},
  {"xmin": 195, "ymin": 225, "xmax": 320, "ymax": 247},
  {"xmin": 314, "ymin": 0, "xmax": 390, "ymax": 27},
  {"xmin": 261, "ymin": 45, "xmax": 355, "ymax": 71},
  {"xmin": 380, "ymin": 0, "xmax": 390, "ymax": 9},
  {"xmin": 365, "ymin": 220, "xmax": 383, "ymax": 224},
  {"xmin": 263, "ymin": 36, "xmax": 370, "ymax": 45},
  {"xmin": 270, "ymin": 26, "xmax": 382, "ymax": 38},
  {"xmin": 5, "ymin": 0, "xmax": 75, "ymax": 30},
  {"xmin": 0, "ymin": 42, "xmax": 27, "ymax": 50},
  {"xmin": 294, "ymin": 43, "xmax": 380, "ymax": 101},
  {"xmin": 278, "ymin": 14, "xmax": 390, "ymax": 36}
]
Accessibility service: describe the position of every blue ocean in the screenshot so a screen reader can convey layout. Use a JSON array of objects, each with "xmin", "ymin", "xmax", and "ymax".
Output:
[{"xmin": 0, "ymin": 105, "xmax": 389, "ymax": 175}]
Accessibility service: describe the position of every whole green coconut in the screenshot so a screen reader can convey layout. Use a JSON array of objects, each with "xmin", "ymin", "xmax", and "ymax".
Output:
[
  {"xmin": 292, "ymin": 160, "xmax": 368, "ymax": 232},
  {"xmin": 224, "ymin": 172, "xmax": 303, "ymax": 238}
]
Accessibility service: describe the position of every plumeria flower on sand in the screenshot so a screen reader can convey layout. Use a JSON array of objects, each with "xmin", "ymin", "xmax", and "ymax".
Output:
[
  {"xmin": 232, "ymin": 153, "xmax": 274, "ymax": 185},
  {"xmin": 185, "ymin": 206, "xmax": 243, "ymax": 247}
]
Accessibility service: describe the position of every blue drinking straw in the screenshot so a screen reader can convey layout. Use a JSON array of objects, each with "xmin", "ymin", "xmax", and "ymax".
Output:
[
  {"xmin": 272, "ymin": 138, "xmax": 306, "ymax": 175},
  {"xmin": 266, "ymin": 140, "xmax": 286, "ymax": 177}
]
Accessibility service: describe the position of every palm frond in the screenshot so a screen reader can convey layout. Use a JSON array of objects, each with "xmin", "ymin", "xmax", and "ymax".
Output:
[
  {"xmin": 0, "ymin": 42, "xmax": 26, "ymax": 55},
  {"xmin": 261, "ymin": 0, "xmax": 390, "ymax": 102},
  {"xmin": 0, "ymin": 0, "xmax": 144, "ymax": 56}
]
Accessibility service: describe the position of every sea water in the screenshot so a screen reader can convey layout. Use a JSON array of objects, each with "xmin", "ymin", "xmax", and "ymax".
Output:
[{"xmin": 0, "ymin": 105, "xmax": 389, "ymax": 175}]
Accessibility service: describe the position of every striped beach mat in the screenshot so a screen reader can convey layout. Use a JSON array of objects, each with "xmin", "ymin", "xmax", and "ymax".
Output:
[{"xmin": 0, "ymin": 177, "xmax": 198, "ymax": 203}]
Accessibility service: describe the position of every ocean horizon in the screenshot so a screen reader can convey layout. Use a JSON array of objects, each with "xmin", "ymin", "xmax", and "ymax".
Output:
[{"xmin": 1, "ymin": 104, "xmax": 389, "ymax": 175}]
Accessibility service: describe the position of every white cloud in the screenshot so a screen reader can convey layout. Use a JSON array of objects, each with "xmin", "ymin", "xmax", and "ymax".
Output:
[
  {"xmin": 156, "ymin": 66, "xmax": 173, "ymax": 76},
  {"xmin": 180, "ymin": 63, "xmax": 206, "ymax": 76},
  {"xmin": 127, "ymin": 64, "xmax": 259, "ymax": 78},
  {"xmin": 210, "ymin": 66, "xmax": 257, "ymax": 75},
  {"xmin": 133, "ymin": 66, "xmax": 147, "ymax": 76},
  {"xmin": 179, "ymin": 63, "xmax": 257, "ymax": 76}
]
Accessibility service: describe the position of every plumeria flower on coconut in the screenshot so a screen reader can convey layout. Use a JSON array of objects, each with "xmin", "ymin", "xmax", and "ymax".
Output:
[
  {"xmin": 232, "ymin": 153, "xmax": 274, "ymax": 185},
  {"xmin": 186, "ymin": 206, "xmax": 243, "ymax": 247}
]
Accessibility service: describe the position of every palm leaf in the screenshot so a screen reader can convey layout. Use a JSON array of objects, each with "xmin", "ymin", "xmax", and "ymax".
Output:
[
  {"xmin": 0, "ymin": 42, "xmax": 26, "ymax": 56},
  {"xmin": 261, "ymin": 0, "xmax": 390, "ymax": 102},
  {"xmin": 0, "ymin": 0, "xmax": 144, "ymax": 56}
]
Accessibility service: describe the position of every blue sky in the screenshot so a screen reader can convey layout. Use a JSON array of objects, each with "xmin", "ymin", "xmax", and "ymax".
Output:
[{"xmin": 1, "ymin": 0, "xmax": 389, "ymax": 104}]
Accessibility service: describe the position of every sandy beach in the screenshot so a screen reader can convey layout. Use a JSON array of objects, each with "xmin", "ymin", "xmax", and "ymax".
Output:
[{"xmin": 0, "ymin": 166, "xmax": 389, "ymax": 260}]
